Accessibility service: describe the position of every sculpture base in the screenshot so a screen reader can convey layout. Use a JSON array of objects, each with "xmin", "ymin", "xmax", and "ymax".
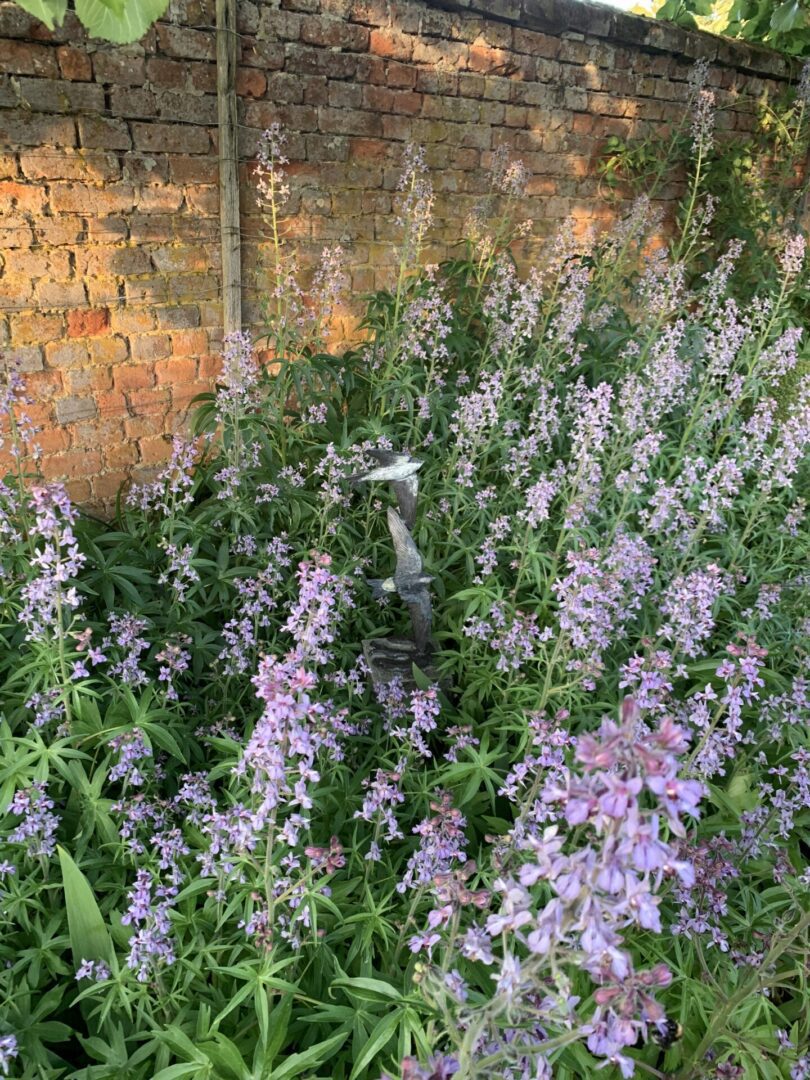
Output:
[{"xmin": 362, "ymin": 636, "xmax": 442, "ymax": 693}]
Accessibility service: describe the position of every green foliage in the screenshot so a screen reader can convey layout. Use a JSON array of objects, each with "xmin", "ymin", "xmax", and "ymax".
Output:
[
  {"xmin": 12, "ymin": 0, "xmax": 169, "ymax": 43},
  {"xmin": 653, "ymin": 0, "xmax": 810, "ymax": 56}
]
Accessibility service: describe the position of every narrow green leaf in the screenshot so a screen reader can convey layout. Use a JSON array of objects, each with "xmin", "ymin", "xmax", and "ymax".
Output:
[
  {"xmin": 58, "ymin": 846, "xmax": 113, "ymax": 968},
  {"xmin": 268, "ymin": 1031, "xmax": 349, "ymax": 1080},
  {"xmin": 349, "ymin": 1011, "xmax": 400, "ymax": 1080}
]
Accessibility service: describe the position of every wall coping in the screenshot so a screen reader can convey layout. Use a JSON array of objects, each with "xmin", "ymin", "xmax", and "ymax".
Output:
[{"xmin": 422, "ymin": 0, "xmax": 799, "ymax": 80}]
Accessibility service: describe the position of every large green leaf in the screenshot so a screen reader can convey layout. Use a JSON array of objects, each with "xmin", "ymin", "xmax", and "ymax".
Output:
[
  {"xmin": 771, "ymin": 0, "xmax": 805, "ymax": 32},
  {"xmin": 12, "ymin": 0, "xmax": 67, "ymax": 29},
  {"xmin": 58, "ymin": 846, "xmax": 114, "ymax": 967},
  {"xmin": 74, "ymin": 0, "xmax": 170, "ymax": 43}
]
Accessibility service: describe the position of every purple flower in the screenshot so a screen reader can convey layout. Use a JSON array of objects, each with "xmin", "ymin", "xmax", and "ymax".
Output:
[
  {"xmin": 108, "ymin": 729, "xmax": 152, "ymax": 787},
  {"xmin": 398, "ymin": 792, "xmax": 468, "ymax": 894},
  {"xmin": 75, "ymin": 958, "xmax": 110, "ymax": 982},
  {"xmin": 20, "ymin": 484, "xmax": 86, "ymax": 641},
  {"xmin": 282, "ymin": 552, "xmax": 354, "ymax": 666},
  {"xmin": 121, "ymin": 869, "xmax": 177, "ymax": 983},
  {"xmin": 0, "ymin": 1035, "xmax": 18, "ymax": 1077},
  {"xmin": 8, "ymin": 783, "xmax": 59, "ymax": 857}
]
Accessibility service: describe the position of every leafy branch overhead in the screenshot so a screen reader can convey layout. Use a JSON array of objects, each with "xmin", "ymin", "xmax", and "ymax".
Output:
[
  {"xmin": 14, "ymin": 0, "xmax": 170, "ymax": 43},
  {"xmin": 651, "ymin": 0, "xmax": 810, "ymax": 55}
]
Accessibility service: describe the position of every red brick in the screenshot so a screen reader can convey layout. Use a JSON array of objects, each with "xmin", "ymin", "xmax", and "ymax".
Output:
[
  {"xmin": 65, "ymin": 479, "xmax": 92, "ymax": 502},
  {"xmin": 35, "ymin": 428, "xmax": 72, "ymax": 455},
  {"xmin": 92, "ymin": 470, "xmax": 130, "ymax": 500},
  {"xmin": 0, "ymin": 180, "xmax": 45, "ymax": 213},
  {"xmin": 105, "ymin": 442, "xmax": 139, "ymax": 468},
  {"xmin": 67, "ymin": 308, "xmax": 110, "ymax": 338},
  {"xmin": 198, "ymin": 354, "xmax": 222, "ymax": 379},
  {"xmin": 41, "ymin": 449, "xmax": 102, "ymax": 480},
  {"xmin": 236, "ymin": 67, "xmax": 267, "ymax": 97},
  {"xmin": 170, "ymin": 330, "xmax": 208, "ymax": 356},
  {"xmin": 138, "ymin": 434, "xmax": 173, "ymax": 464},
  {"xmin": 369, "ymin": 28, "xmax": 413, "ymax": 61},
  {"xmin": 155, "ymin": 356, "xmax": 198, "ymax": 384},
  {"xmin": 57, "ymin": 46, "xmax": 92, "ymax": 81},
  {"xmin": 114, "ymin": 365, "xmax": 156, "ymax": 391}
]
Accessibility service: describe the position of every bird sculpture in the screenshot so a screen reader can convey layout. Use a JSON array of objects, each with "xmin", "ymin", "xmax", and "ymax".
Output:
[
  {"xmin": 348, "ymin": 449, "xmax": 422, "ymax": 529},
  {"xmin": 366, "ymin": 507, "xmax": 433, "ymax": 659}
]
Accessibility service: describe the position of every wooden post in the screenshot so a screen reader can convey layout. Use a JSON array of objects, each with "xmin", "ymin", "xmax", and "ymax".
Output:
[{"xmin": 216, "ymin": 0, "xmax": 241, "ymax": 337}]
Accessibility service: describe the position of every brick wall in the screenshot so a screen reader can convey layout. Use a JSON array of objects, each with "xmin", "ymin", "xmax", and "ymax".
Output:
[{"xmin": 0, "ymin": 0, "xmax": 798, "ymax": 506}]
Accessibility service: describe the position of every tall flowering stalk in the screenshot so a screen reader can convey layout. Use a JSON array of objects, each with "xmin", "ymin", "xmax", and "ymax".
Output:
[{"xmin": 408, "ymin": 699, "xmax": 703, "ymax": 1079}]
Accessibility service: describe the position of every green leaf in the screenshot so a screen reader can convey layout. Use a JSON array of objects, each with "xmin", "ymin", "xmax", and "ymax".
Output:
[
  {"xmin": 771, "ymin": 0, "xmax": 805, "ymax": 32},
  {"xmin": 58, "ymin": 846, "xmax": 113, "ymax": 968},
  {"xmin": 268, "ymin": 1031, "xmax": 349, "ymax": 1080},
  {"xmin": 74, "ymin": 0, "xmax": 170, "ymax": 43},
  {"xmin": 12, "ymin": 0, "xmax": 67, "ymax": 29},
  {"xmin": 349, "ymin": 1011, "xmax": 400, "ymax": 1080},
  {"xmin": 333, "ymin": 976, "xmax": 404, "ymax": 1003},
  {"xmin": 151, "ymin": 1067, "xmax": 201, "ymax": 1080}
]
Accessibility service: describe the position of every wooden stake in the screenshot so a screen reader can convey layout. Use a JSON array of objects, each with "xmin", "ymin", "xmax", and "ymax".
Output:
[{"xmin": 216, "ymin": 0, "xmax": 241, "ymax": 337}]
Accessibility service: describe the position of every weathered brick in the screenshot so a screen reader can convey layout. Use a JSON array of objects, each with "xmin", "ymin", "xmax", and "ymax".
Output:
[
  {"xmin": 88, "ymin": 336, "xmax": 129, "ymax": 365},
  {"xmin": 0, "ymin": 39, "xmax": 59, "ymax": 76},
  {"xmin": 65, "ymin": 367, "xmax": 113, "ymax": 394},
  {"xmin": 157, "ymin": 92, "xmax": 218, "ymax": 125},
  {"xmin": 156, "ymin": 305, "xmax": 200, "ymax": 331},
  {"xmin": 55, "ymin": 395, "xmax": 97, "ymax": 423},
  {"xmin": 104, "ymin": 442, "xmax": 139, "ymax": 468},
  {"xmin": 0, "ymin": 179, "xmax": 45, "ymax": 212},
  {"xmin": 0, "ymin": 113, "xmax": 75, "ymax": 147},
  {"xmin": 92, "ymin": 469, "xmax": 131, "ymax": 500},
  {"xmin": 36, "ymin": 281, "xmax": 87, "ymax": 308},
  {"xmin": 10, "ymin": 345, "xmax": 44, "ymax": 372},
  {"xmin": 10, "ymin": 312, "xmax": 64, "ymax": 344},
  {"xmin": 300, "ymin": 16, "xmax": 369, "ymax": 50},
  {"xmin": 146, "ymin": 57, "xmax": 188, "ymax": 89},
  {"xmin": 20, "ymin": 147, "xmax": 121, "ymax": 181},
  {"xmin": 130, "ymin": 334, "xmax": 171, "ymax": 362},
  {"xmin": 138, "ymin": 434, "xmax": 174, "ymax": 465},
  {"xmin": 93, "ymin": 51, "xmax": 146, "ymax": 85},
  {"xmin": 109, "ymin": 87, "xmax": 157, "ymax": 118},
  {"xmin": 17, "ymin": 77, "xmax": 105, "ymax": 113},
  {"xmin": 45, "ymin": 341, "xmax": 91, "ymax": 368},
  {"xmin": 131, "ymin": 122, "xmax": 210, "ymax": 154},
  {"xmin": 156, "ymin": 24, "xmax": 215, "ymax": 60},
  {"xmin": 78, "ymin": 116, "xmax": 132, "ymax": 150},
  {"xmin": 50, "ymin": 183, "xmax": 136, "ymax": 214}
]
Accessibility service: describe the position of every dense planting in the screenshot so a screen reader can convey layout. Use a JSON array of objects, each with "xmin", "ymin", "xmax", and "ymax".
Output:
[{"xmin": 1, "ymin": 68, "xmax": 809, "ymax": 1080}]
